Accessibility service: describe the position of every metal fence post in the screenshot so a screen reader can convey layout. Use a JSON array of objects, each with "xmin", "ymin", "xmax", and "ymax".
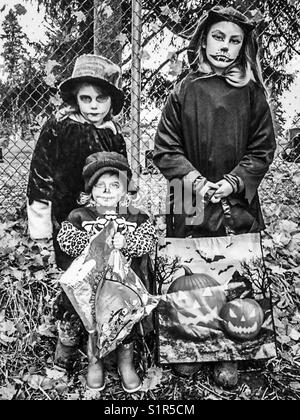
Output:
[
  {"xmin": 131, "ymin": 0, "xmax": 142, "ymax": 187},
  {"xmin": 94, "ymin": 0, "xmax": 122, "ymax": 65}
]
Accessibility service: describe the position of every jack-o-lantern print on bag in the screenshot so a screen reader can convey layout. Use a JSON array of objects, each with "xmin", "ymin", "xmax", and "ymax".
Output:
[{"xmin": 155, "ymin": 202, "xmax": 277, "ymax": 364}]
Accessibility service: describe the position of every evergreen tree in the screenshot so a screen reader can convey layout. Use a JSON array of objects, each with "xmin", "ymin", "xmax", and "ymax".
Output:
[{"xmin": 0, "ymin": 8, "xmax": 29, "ymax": 85}]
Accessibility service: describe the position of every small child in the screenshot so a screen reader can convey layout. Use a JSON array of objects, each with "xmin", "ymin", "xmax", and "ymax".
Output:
[{"xmin": 55, "ymin": 151, "xmax": 157, "ymax": 393}]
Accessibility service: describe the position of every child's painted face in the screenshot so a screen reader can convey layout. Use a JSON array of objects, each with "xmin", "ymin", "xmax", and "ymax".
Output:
[
  {"xmin": 76, "ymin": 84, "xmax": 111, "ymax": 125},
  {"xmin": 204, "ymin": 21, "xmax": 244, "ymax": 74},
  {"xmin": 92, "ymin": 172, "xmax": 126, "ymax": 208}
]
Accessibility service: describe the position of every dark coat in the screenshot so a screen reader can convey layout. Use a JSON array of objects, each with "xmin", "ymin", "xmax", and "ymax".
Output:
[
  {"xmin": 153, "ymin": 73, "xmax": 276, "ymax": 238},
  {"xmin": 27, "ymin": 116, "xmax": 127, "ymax": 269}
]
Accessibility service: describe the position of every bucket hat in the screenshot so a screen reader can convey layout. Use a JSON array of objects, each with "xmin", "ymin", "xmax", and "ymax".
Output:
[
  {"xmin": 83, "ymin": 151, "xmax": 133, "ymax": 194},
  {"xmin": 59, "ymin": 55, "xmax": 124, "ymax": 115}
]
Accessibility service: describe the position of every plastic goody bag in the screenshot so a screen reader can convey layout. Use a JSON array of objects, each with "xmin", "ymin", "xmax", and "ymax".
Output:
[{"xmin": 59, "ymin": 222, "xmax": 160, "ymax": 359}]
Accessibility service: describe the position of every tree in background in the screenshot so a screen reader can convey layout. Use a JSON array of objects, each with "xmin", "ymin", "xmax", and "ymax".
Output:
[
  {"xmin": 0, "ymin": 0, "xmax": 299, "ymax": 137},
  {"xmin": 1, "ymin": 6, "xmax": 29, "ymax": 85},
  {"xmin": 33, "ymin": 0, "xmax": 94, "ymax": 82},
  {"xmin": 121, "ymin": 0, "xmax": 299, "ymax": 118},
  {"xmin": 0, "ymin": 5, "xmax": 32, "ymax": 144}
]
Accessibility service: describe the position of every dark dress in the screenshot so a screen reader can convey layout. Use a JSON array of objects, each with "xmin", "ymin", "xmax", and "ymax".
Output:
[
  {"xmin": 27, "ymin": 116, "xmax": 127, "ymax": 269},
  {"xmin": 153, "ymin": 73, "xmax": 277, "ymax": 237}
]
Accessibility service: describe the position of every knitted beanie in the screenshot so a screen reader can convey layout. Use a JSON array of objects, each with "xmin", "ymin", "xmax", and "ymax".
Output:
[{"xmin": 82, "ymin": 151, "xmax": 133, "ymax": 194}]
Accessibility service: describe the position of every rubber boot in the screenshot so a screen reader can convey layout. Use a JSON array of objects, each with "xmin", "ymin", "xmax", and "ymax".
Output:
[
  {"xmin": 54, "ymin": 340, "xmax": 79, "ymax": 371},
  {"xmin": 54, "ymin": 320, "xmax": 81, "ymax": 371},
  {"xmin": 213, "ymin": 362, "xmax": 239, "ymax": 389},
  {"xmin": 117, "ymin": 343, "xmax": 141, "ymax": 393},
  {"xmin": 86, "ymin": 332, "xmax": 105, "ymax": 391},
  {"xmin": 172, "ymin": 363, "xmax": 202, "ymax": 378}
]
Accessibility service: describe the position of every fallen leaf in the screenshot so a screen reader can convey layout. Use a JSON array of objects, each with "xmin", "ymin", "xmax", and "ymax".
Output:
[
  {"xmin": 102, "ymin": 5, "xmax": 113, "ymax": 18},
  {"xmin": 0, "ymin": 384, "xmax": 16, "ymax": 400},
  {"xmin": 74, "ymin": 11, "xmax": 86, "ymax": 23},
  {"xmin": 272, "ymin": 232, "xmax": 291, "ymax": 247},
  {"xmin": 289, "ymin": 328, "xmax": 300, "ymax": 341},
  {"xmin": 290, "ymin": 382, "xmax": 300, "ymax": 391},
  {"xmin": 27, "ymin": 375, "xmax": 53, "ymax": 391},
  {"xmin": 150, "ymin": 22, "xmax": 160, "ymax": 32},
  {"xmin": 160, "ymin": 5, "xmax": 171, "ymax": 16},
  {"xmin": 45, "ymin": 369, "xmax": 66, "ymax": 380},
  {"xmin": 43, "ymin": 73, "xmax": 56, "ymax": 88},
  {"xmin": 277, "ymin": 334, "xmax": 291, "ymax": 345},
  {"xmin": 169, "ymin": 60, "xmax": 183, "ymax": 77},
  {"xmin": 66, "ymin": 393, "xmax": 80, "ymax": 400},
  {"xmin": 115, "ymin": 33, "xmax": 127, "ymax": 46},
  {"xmin": 37, "ymin": 324, "xmax": 56, "ymax": 338},
  {"xmin": 0, "ymin": 320, "xmax": 16, "ymax": 335},
  {"xmin": 49, "ymin": 95, "xmax": 63, "ymax": 107},
  {"xmin": 266, "ymin": 263, "xmax": 287, "ymax": 275},
  {"xmin": 44, "ymin": 60, "xmax": 60, "ymax": 75},
  {"xmin": 295, "ymin": 280, "xmax": 300, "ymax": 297},
  {"xmin": 140, "ymin": 367, "xmax": 163, "ymax": 392},
  {"xmin": 170, "ymin": 11, "xmax": 181, "ymax": 23},
  {"xmin": 292, "ymin": 170, "xmax": 300, "ymax": 186},
  {"xmin": 262, "ymin": 238, "xmax": 274, "ymax": 248},
  {"xmin": 279, "ymin": 220, "xmax": 298, "ymax": 234},
  {"xmin": 0, "ymin": 333, "xmax": 17, "ymax": 345},
  {"xmin": 0, "ymin": 310, "xmax": 5, "ymax": 323},
  {"xmin": 291, "ymin": 344, "xmax": 300, "ymax": 356}
]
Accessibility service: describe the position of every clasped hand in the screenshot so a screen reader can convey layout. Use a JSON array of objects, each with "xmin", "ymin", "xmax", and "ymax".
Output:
[{"xmin": 196, "ymin": 179, "xmax": 233, "ymax": 204}]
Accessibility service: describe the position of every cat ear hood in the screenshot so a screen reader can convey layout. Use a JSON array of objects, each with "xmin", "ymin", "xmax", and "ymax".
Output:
[{"xmin": 188, "ymin": 6, "xmax": 256, "ymax": 70}]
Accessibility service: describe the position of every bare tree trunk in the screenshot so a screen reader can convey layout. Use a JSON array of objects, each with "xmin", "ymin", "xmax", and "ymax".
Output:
[{"xmin": 94, "ymin": 0, "xmax": 122, "ymax": 66}]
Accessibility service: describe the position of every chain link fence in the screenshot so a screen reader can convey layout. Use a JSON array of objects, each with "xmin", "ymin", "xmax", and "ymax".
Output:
[{"xmin": 0, "ymin": 0, "xmax": 299, "ymax": 221}]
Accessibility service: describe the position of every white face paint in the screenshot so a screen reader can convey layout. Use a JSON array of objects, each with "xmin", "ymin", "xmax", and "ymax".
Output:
[
  {"xmin": 76, "ymin": 84, "xmax": 112, "ymax": 125},
  {"xmin": 92, "ymin": 172, "xmax": 126, "ymax": 209},
  {"xmin": 204, "ymin": 21, "xmax": 244, "ymax": 74}
]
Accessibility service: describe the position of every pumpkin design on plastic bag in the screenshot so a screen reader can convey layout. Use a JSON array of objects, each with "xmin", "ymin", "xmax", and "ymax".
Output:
[
  {"xmin": 220, "ymin": 298, "xmax": 264, "ymax": 340},
  {"xmin": 164, "ymin": 266, "xmax": 226, "ymax": 339}
]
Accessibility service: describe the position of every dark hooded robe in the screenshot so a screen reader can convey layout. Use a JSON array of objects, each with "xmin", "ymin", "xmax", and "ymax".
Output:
[
  {"xmin": 153, "ymin": 72, "xmax": 276, "ymax": 238},
  {"xmin": 27, "ymin": 116, "xmax": 127, "ymax": 269}
]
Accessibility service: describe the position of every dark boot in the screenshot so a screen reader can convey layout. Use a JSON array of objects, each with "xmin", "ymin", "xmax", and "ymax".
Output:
[
  {"xmin": 117, "ymin": 343, "xmax": 141, "ymax": 393},
  {"xmin": 54, "ymin": 340, "xmax": 79, "ymax": 371},
  {"xmin": 172, "ymin": 363, "xmax": 202, "ymax": 378},
  {"xmin": 86, "ymin": 332, "xmax": 105, "ymax": 391},
  {"xmin": 54, "ymin": 320, "xmax": 81, "ymax": 371},
  {"xmin": 213, "ymin": 362, "xmax": 239, "ymax": 388}
]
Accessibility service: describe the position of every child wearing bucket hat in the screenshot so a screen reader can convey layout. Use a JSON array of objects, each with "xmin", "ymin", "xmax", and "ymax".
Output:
[
  {"xmin": 154, "ymin": 5, "xmax": 276, "ymax": 387},
  {"xmin": 54, "ymin": 151, "xmax": 157, "ymax": 393},
  {"xmin": 27, "ymin": 54, "xmax": 127, "ymax": 271}
]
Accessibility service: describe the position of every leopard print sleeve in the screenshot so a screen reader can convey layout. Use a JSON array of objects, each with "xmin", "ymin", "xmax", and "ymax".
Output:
[
  {"xmin": 124, "ymin": 219, "xmax": 157, "ymax": 258},
  {"xmin": 57, "ymin": 221, "xmax": 90, "ymax": 257}
]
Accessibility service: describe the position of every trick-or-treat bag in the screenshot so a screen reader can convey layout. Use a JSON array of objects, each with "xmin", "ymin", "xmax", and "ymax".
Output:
[
  {"xmin": 58, "ymin": 222, "xmax": 160, "ymax": 359},
  {"xmin": 155, "ymin": 201, "xmax": 278, "ymax": 364}
]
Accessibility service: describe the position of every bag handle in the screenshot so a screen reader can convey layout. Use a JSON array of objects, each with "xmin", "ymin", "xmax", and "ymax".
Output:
[
  {"xmin": 220, "ymin": 198, "xmax": 236, "ymax": 236},
  {"xmin": 204, "ymin": 186, "xmax": 236, "ymax": 236}
]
